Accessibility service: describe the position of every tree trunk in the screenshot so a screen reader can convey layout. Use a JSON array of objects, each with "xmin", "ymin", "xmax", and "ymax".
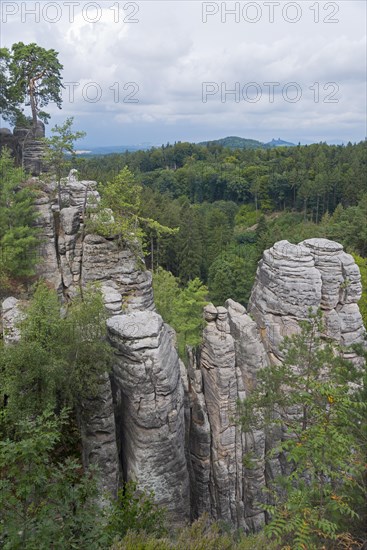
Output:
[
  {"xmin": 151, "ymin": 235, "xmax": 154, "ymax": 271},
  {"xmin": 316, "ymin": 195, "xmax": 320, "ymax": 223},
  {"xmin": 29, "ymin": 78, "xmax": 38, "ymax": 133}
]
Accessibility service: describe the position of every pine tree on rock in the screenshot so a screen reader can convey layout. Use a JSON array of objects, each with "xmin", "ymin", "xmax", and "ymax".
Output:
[{"xmin": 178, "ymin": 204, "xmax": 202, "ymax": 283}]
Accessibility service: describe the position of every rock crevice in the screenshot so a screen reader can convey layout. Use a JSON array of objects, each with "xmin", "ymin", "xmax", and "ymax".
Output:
[{"xmin": 2, "ymin": 179, "xmax": 366, "ymax": 529}]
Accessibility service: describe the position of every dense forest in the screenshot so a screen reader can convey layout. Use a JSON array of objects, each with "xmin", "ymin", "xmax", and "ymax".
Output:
[{"xmin": 73, "ymin": 140, "xmax": 367, "ymax": 312}]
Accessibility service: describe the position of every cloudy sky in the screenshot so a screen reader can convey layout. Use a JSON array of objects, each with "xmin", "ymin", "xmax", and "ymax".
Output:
[{"xmin": 2, "ymin": 0, "xmax": 366, "ymax": 147}]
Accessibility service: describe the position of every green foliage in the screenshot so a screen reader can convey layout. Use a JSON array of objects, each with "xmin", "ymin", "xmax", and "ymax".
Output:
[
  {"xmin": 1, "ymin": 283, "xmax": 63, "ymax": 423},
  {"xmin": 106, "ymin": 481, "xmax": 166, "ymax": 542},
  {"xmin": 0, "ymin": 410, "xmax": 104, "ymax": 550},
  {"xmin": 88, "ymin": 173, "xmax": 178, "ymax": 268},
  {"xmin": 177, "ymin": 204, "xmax": 203, "ymax": 283},
  {"xmin": 353, "ymin": 254, "xmax": 367, "ymax": 328},
  {"xmin": 152, "ymin": 267, "xmax": 180, "ymax": 326},
  {"xmin": 153, "ymin": 268, "xmax": 208, "ymax": 359},
  {"xmin": 208, "ymin": 252, "xmax": 255, "ymax": 306},
  {"xmin": 43, "ymin": 117, "xmax": 86, "ymax": 185},
  {"xmin": 199, "ymin": 136, "xmax": 265, "ymax": 150},
  {"xmin": 329, "ymin": 196, "xmax": 367, "ymax": 256},
  {"xmin": 75, "ymin": 142, "xmax": 367, "ymax": 301},
  {"xmin": 63, "ymin": 286, "xmax": 113, "ymax": 400},
  {"xmin": 76, "ymin": 141, "xmax": 366, "ymax": 217},
  {"xmin": 88, "ymin": 167, "xmax": 145, "ymax": 252},
  {"xmin": 0, "ymin": 407, "xmax": 172, "ymax": 550},
  {"xmin": 111, "ymin": 514, "xmax": 275, "ymax": 550},
  {"xmin": 0, "ymin": 47, "xmax": 24, "ymax": 125},
  {"xmin": 0, "ymin": 284, "xmax": 119, "ymax": 548},
  {"xmin": 174, "ymin": 278, "xmax": 209, "ymax": 355},
  {"xmin": 202, "ymin": 207, "xmax": 233, "ymax": 273},
  {"xmin": 0, "ymin": 282, "xmax": 111, "ymax": 427},
  {"xmin": 5, "ymin": 42, "xmax": 64, "ymax": 128},
  {"xmin": 238, "ymin": 309, "xmax": 367, "ymax": 548},
  {"xmin": 235, "ymin": 204, "xmax": 259, "ymax": 228},
  {"xmin": 140, "ymin": 217, "xmax": 179, "ymax": 271},
  {"xmin": 0, "ymin": 148, "xmax": 39, "ymax": 289}
]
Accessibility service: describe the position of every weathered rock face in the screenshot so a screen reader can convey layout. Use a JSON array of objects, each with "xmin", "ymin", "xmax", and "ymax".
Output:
[
  {"xmin": 187, "ymin": 300, "xmax": 268, "ymax": 531},
  {"xmin": 107, "ymin": 311, "xmax": 190, "ymax": 523},
  {"xmin": 1, "ymin": 297, "xmax": 23, "ymax": 344},
  {"xmin": 34, "ymin": 193, "xmax": 62, "ymax": 292},
  {"xmin": 35, "ymin": 170, "xmax": 154, "ymax": 311},
  {"xmin": 248, "ymin": 239, "xmax": 365, "ymax": 360},
  {"xmin": 81, "ymin": 234, "xmax": 154, "ymax": 311},
  {"xmin": 0, "ymin": 122, "xmax": 47, "ymax": 175},
  {"xmin": 79, "ymin": 372, "xmax": 121, "ymax": 501},
  {"xmin": 186, "ymin": 239, "xmax": 365, "ymax": 530}
]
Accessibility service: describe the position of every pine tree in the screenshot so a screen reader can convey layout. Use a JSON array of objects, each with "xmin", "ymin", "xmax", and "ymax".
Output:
[
  {"xmin": 178, "ymin": 205, "xmax": 202, "ymax": 283},
  {"xmin": 0, "ymin": 148, "xmax": 39, "ymax": 291},
  {"xmin": 153, "ymin": 268, "xmax": 208, "ymax": 359}
]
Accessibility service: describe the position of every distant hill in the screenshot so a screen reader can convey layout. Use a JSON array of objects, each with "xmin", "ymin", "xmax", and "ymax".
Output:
[
  {"xmin": 198, "ymin": 136, "xmax": 296, "ymax": 150},
  {"xmin": 198, "ymin": 136, "xmax": 264, "ymax": 149},
  {"xmin": 74, "ymin": 137, "xmax": 296, "ymax": 157}
]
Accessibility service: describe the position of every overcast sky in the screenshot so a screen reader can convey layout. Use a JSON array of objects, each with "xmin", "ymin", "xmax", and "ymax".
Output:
[{"xmin": 2, "ymin": 0, "xmax": 366, "ymax": 147}]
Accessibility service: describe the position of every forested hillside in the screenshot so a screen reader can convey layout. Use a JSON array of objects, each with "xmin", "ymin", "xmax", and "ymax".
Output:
[{"xmin": 74, "ymin": 140, "xmax": 367, "ymax": 311}]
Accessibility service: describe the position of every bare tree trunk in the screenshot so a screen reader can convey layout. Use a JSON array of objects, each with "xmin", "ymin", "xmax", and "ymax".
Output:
[
  {"xmin": 316, "ymin": 195, "xmax": 320, "ymax": 223},
  {"xmin": 151, "ymin": 235, "xmax": 154, "ymax": 271},
  {"xmin": 29, "ymin": 81, "xmax": 38, "ymax": 133}
]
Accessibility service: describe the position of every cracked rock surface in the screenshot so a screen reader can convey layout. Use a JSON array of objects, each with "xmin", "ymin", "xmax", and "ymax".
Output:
[
  {"xmin": 248, "ymin": 238, "xmax": 365, "ymax": 359},
  {"xmin": 107, "ymin": 311, "xmax": 190, "ymax": 524},
  {"xmin": 187, "ymin": 301, "xmax": 268, "ymax": 530},
  {"xmin": 186, "ymin": 239, "xmax": 365, "ymax": 530}
]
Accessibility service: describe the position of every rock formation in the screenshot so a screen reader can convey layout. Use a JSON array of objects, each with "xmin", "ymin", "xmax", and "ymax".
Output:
[
  {"xmin": 78, "ymin": 372, "xmax": 121, "ymax": 502},
  {"xmin": 186, "ymin": 238, "xmax": 365, "ymax": 529},
  {"xmin": 187, "ymin": 300, "xmax": 268, "ymax": 531},
  {"xmin": 1, "ymin": 297, "xmax": 23, "ymax": 344},
  {"xmin": 107, "ymin": 311, "xmax": 190, "ymax": 523},
  {"xmin": 1, "ymin": 170, "xmax": 185, "ymax": 516},
  {"xmin": 1, "ymin": 171, "xmax": 366, "ymax": 530},
  {"xmin": 35, "ymin": 169, "xmax": 155, "ymax": 311},
  {"xmin": 248, "ymin": 239, "xmax": 365, "ymax": 362},
  {"xmin": 0, "ymin": 121, "xmax": 46, "ymax": 175}
]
